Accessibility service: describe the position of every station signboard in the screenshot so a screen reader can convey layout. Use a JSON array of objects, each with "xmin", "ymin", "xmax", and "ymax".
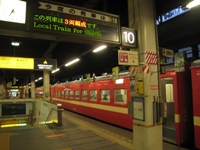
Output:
[
  {"xmin": 34, "ymin": 58, "xmax": 57, "ymax": 70},
  {"xmin": 118, "ymin": 50, "xmax": 138, "ymax": 66},
  {"xmin": 0, "ymin": 56, "xmax": 57, "ymax": 70},
  {"xmin": 121, "ymin": 27, "xmax": 137, "ymax": 48},
  {"xmin": 28, "ymin": 1, "xmax": 121, "ymax": 45},
  {"xmin": 0, "ymin": 56, "xmax": 34, "ymax": 69}
]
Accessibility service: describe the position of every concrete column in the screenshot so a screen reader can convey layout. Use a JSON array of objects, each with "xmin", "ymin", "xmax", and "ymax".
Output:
[
  {"xmin": 25, "ymin": 79, "xmax": 29, "ymax": 98},
  {"xmin": 31, "ymin": 74, "xmax": 35, "ymax": 98},
  {"xmin": 128, "ymin": 0, "xmax": 162, "ymax": 149},
  {"xmin": 43, "ymin": 71, "xmax": 50, "ymax": 101},
  {"xmin": 0, "ymin": 77, "xmax": 4, "ymax": 99}
]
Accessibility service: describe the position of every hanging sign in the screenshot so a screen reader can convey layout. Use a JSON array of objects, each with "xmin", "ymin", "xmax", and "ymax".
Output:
[
  {"xmin": 121, "ymin": 27, "xmax": 137, "ymax": 48},
  {"xmin": 28, "ymin": 1, "xmax": 120, "ymax": 45},
  {"xmin": 118, "ymin": 50, "xmax": 138, "ymax": 66}
]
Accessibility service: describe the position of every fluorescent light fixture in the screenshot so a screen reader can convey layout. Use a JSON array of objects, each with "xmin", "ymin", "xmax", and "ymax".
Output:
[
  {"xmin": 35, "ymin": 79, "xmax": 38, "ymax": 82},
  {"xmin": 11, "ymin": 42, "xmax": 20, "ymax": 46},
  {"xmin": 52, "ymin": 68, "xmax": 60, "ymax": 73},
  {"xmin": 186, "ymin": 0, "xmax": 200, "ymax": 8},
  {"xmin": 93, "ymin": 45, "xmax": 107, "ymax": 53},
  {"xmin": 38, "ymin": 77, "xmax": 43, "ymax": 80},
  {"xmin": 115, "ymin": 79, "xmax": 124, "ymax": 84},
  {"xmin": 65, "ymin": 58, "xmax": 80, "ymax": 66}
]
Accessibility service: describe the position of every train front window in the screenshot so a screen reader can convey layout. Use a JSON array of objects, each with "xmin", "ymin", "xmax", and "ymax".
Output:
[
  {"xmin": 82, "ymin": 90, "xmax": 87, "ymax": 100},
  {"xmin": 100, "ymin": 90, "xmax": 110, "ymax": 102},
  {"xmin": 75, "ymin": 90, "xmax": 80, "ymax": 99},
  {"xmin": 114, "ymin": 89, "xmax": 127, "ymax": 104},
  {"xmin": 90, "ymin": 90, "xmax": 97, "ymax": 101}
]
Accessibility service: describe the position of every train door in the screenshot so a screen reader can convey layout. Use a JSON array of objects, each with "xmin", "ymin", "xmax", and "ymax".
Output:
[{"xmin": 160, "ymin": 78, "xmax": 176, "ymax": 143}]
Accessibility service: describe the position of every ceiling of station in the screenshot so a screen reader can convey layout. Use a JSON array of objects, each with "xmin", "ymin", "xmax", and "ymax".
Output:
[{"xmin": 0, "ymin": 0, "xmax": 200, "ymax": 86}]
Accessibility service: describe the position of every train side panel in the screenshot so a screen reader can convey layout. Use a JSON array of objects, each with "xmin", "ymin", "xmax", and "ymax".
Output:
[
  {"xmin": 51, "ymin": 76, "xmax": 133, "ymax": 129},
  {"xmin": 190, "ymin": 65, "xmax": 200, "ymax": 149},
  {"xmin": 160, "ymin": 64, "xmax": 193, "ymax": 146}
]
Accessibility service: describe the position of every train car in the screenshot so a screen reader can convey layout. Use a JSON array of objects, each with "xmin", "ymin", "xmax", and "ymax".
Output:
[
  {"xmin": 40, "ymin": 66, "xmax": 194, "ymax": 147},
  {"xmin": 190, "ymin": 61, "xmax": 200, "ymax": 149},
  {"xmin": 51, "ymin": 73, "xmax": 133, "ymax": 130},
  {"xmin": 35, "ymin": 87, "xmax": 44, "ymax": 100},
  {"xmin": 160, "ymin": 63, "xmax": 193, "ymax": 146}
]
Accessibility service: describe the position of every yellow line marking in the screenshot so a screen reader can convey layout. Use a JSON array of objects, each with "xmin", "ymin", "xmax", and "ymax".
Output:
[
  {"xmin": 194, "ymin": 116, "xmax": 200, "ymax": 126},
  {"xmin": 52, "ymin": 98, "xmax": 128, "ymax": 114}
]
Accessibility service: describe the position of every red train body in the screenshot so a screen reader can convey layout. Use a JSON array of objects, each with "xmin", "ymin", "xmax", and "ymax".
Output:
[
  {"xmin": 190, "ymin": 65, "xmax": 200, "ymax": 149},
  {"xmin": 35, "ymin": 64, "xmax": 199, "ymax": 148},
  {"xmin": 51, "ymin": 74, "xmax": 133, "ymax": 130}
]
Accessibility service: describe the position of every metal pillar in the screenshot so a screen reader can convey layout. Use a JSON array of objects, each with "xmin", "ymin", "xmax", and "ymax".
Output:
[{"xmin": 128, "ymin": 0, "xmax": 163, "ymax": 149}]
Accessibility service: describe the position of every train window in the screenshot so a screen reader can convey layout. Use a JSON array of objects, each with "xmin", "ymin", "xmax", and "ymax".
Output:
[
  {"xmin": 70, "ymin": 90, "xmax": 74, "ymax": 99},
  {"xmin": 100, "ymin": 90, "xmax": 110, "ymax": 102},
  {"xmin": 65, "ymin": 91, "xmax": 69, "ymax": 98},
  {"xmin": 82, "ymin": 90, "xmax": 88, "ymax": 100},
  {"xmin": 165, "ymin": 84, "xmax": 174, "ymax": 103},
  {"xmin": 61, "ymin": 91, "xmax": 64, "ymax": 98},
  {"xmin": 90, "ymin": 90, "xmax": 97, "ymax": 101},
  {"xmin": 57, "ymin": 91, "xmax": 60, "ymax": 97},
  {"xmin": 75, "ymin": 90, "xmax": 80, "ymax": 99},
  {"xmin": 114, "ymin": 89, "xmax": 127, "ymax": 104}
]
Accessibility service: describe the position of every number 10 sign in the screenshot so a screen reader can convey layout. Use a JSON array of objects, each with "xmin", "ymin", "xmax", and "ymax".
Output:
[{"xmin": 121, "ymin": 27, "xmax": 137, "ymax": 48}]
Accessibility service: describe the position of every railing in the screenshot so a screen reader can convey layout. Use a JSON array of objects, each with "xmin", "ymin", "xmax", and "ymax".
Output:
[{"xmin": 45, "ymin": 107, "xmax": 63, "ymax": 126}]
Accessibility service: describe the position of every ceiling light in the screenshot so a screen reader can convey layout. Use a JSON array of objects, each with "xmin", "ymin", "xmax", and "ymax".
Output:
[
  {"xmin": 38, "ymin": 77, "xmax": 43, "ymax": 80},
  {"xmin": 186, "ymin": 0, "xmax": 200, "ymax": 8},
  {"xmin": 65, "ymin": 58, "xmax": 80, "ymax": 66},
  {"xmin": 93, "ymin": 45, "xmax": 107, "ymax": 53},
  {"xmin": 11, "ymin": 41, "xmax": 20, "ymax": 46},
  {"xmin": 52, "ymin": 68, "xmax": 60, "ymax": 73}
]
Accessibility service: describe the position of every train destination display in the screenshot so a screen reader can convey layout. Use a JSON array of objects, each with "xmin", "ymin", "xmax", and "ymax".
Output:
[{"xmin": 29, "ymin": 1, "xmax": 120, "ymax": 44}]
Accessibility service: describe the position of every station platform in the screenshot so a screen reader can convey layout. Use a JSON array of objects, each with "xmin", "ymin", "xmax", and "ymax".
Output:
[{"xmin": 0, "ymin": 110, "xmax": 189, "ymax": 150}]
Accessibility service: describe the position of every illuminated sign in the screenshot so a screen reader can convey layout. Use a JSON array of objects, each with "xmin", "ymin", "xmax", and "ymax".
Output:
[
  {"xmin": 34, "ymin": 58, "xmax": 57, "ymax": 70},
  {"xmin": 29, "ymin": 1, "xmax": 120, "ymax": 44},
  {"xmin": 156, "ymin": 6, "xmax": 190, "ymax": 25},
  {"xmin": 10, "ymin": 89, "xmax": 19, "ymax": 92},
  {"xmin": 0, "ymin": 56, "xmax": 57, "ymax": 70},
  {"xmin": 0, "ymin": 56, "xmax": 34, "ymax": 69},
  {"xmin": 121, "ymin": 27, "xmax": 137, "ymax": 48}
]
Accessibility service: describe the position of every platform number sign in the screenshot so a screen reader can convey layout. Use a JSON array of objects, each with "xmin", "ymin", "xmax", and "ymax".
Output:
[{"xmin": 121, "ymin": 27, "xmax": 137, "ymax": 48}]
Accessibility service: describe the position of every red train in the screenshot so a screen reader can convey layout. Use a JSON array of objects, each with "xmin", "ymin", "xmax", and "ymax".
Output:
[{"xmin": 36, "ymin": 62, "xmax": 200, "ymax": 149}]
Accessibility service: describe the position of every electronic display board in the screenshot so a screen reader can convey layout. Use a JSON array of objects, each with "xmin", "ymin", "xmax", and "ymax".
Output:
[{"xmin": 28, "ymin": 1, "xmax": 121, "ymax": 44}]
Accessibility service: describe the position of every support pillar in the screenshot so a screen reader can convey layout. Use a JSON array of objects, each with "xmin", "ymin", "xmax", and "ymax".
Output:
[
  {"xmin": 43, "ymin": 71, "xmax": 50, "ymax": 101},
  {"xmin": 25, "ymin": 79, "xmax": 29, "ymax": 98},
  {"xmin": 128, "ymin": 0, "xmax": 163, "ymax": 149},
  {"xmin": 31, "ymin": 74, "xmax": 35, "ymax": 98}
]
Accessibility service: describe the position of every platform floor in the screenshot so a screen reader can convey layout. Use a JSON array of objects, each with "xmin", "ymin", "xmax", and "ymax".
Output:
[{"xmin": 0, "ymin": 110, "xmax": 190, "ymax": 150}]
